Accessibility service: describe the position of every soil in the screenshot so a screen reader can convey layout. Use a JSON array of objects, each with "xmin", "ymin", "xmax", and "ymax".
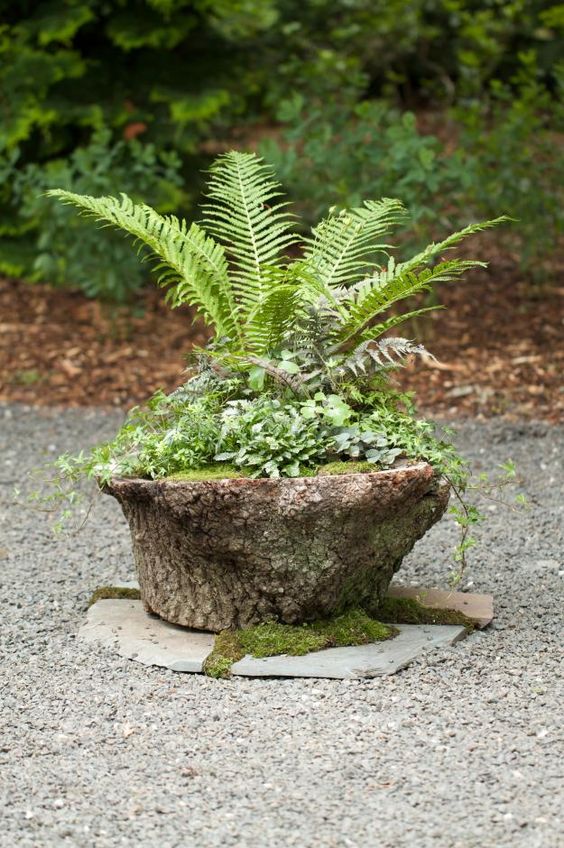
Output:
[{"xmin": 1, "ymin": 252, "xmax": 562, "ymax": 421}]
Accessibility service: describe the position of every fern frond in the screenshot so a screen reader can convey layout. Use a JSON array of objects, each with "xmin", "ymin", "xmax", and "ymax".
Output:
[
  {"xmin": 334, "ymin": 337, "xmax": 431, "ymax": 380},
  {"xmin": 398, "ymin": 216, "xmax": 511, "ymax": 274},
  {"xmin": 242, "ymin": 262, "xmax": 320, "ymax": 354},
  {"xmin": 303, "ymin": 199, "xmax": 406, "ymax": 290},
  {"xmin": 47, "ymin": 189, "xmax": 241, "ymax": 342},
  {"xmin": 336, "ymin": 257, "xmax": 483, "ymax": 349},
  {"xmin": 202, "ymin": 151, "xmax": 300, "ymax": 312},
  {"xmin": 355, "ymin": 306, "xmax": 444, "ymax": 345}
]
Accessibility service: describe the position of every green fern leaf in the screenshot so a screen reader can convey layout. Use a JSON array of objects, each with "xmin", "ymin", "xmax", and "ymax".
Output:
[
  {"xmin": 336, "ymin": 258, "xmax": 484, "ymax": 348},
  {"xmin": 356, "ymin": 306, "xmax": 444, "ymax": 344},
  {"xmin": 398, "ymin": 216, "xmax": 511, "ymax": 274},
  {"xmin": 242, "ymin": 260, "xmax": 327, "ymax": 354},
  {"xmin": 202, "ymin": 151, "xmax": 300, "ymax": 312},
  {"xmin": 46, "ymin": 189, "xmax": 241, "ymax": 342},
  {"xmin": 303, "ymin": 199, "xmax": 406, "ymax": 290}
]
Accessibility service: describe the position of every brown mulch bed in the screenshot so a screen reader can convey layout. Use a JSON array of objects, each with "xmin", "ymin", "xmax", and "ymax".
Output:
[{"xmin": 1, "ymin": 257, "xmax": 563, "ymax": 422}]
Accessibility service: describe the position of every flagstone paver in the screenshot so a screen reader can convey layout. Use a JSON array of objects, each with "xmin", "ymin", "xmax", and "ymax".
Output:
[{"xmin": 388, "ymin": 585, "xmax": 494, "ymax": 627}]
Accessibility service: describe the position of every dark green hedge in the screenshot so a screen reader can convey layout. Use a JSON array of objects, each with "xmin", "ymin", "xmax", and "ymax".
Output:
[{"xmin": 1, "ymin": 1, "xmax": 562, "ymax": 299}]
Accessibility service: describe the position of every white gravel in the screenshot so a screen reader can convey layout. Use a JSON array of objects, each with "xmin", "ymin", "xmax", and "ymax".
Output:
[{"xmin": 1, "ymin": 404, "xmax": 562, "ymax": 848}]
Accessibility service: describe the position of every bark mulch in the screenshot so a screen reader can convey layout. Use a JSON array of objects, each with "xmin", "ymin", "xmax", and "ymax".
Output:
[{"xmin": 1, "ymin": 256, "xmax": 562, "ymax": 422}]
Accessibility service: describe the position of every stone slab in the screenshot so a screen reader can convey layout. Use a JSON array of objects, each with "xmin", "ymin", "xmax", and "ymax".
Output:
[
  {"xmin": 388, "ymin": 585, "xmax": 494, "ymax": 628},
  {"xmin": 230, "ymin": 624, "xmax": 466, "ymax": 679},
  {"xmin": 79, "ymin": 600, "xmax": 215, "ymax": 673},
  {"xmin": 80, "ymin": 599, "xmax": 468, "ymax": 679}
]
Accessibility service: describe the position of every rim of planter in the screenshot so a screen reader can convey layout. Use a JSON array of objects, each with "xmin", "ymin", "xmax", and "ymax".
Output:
[{"xmin": 102, "ymin": 459, "xmax": 439, "ymax": 492}]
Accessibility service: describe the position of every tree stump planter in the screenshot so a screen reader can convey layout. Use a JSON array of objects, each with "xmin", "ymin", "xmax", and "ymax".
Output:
[{"xmin": 104, "ymin": 463, "xmax": 450, "ymax": 632}]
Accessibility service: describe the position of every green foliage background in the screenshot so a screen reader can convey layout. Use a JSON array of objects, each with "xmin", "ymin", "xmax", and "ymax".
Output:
[{"xmin": 1, "ymin": 0, "xmax": 562, "ymax": 300}]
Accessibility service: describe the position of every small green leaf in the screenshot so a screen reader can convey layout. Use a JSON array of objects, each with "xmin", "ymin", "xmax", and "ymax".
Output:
[
  {"xmin": 278, "ymin": 359, "xmax": 300, "ymax": 374},
  {"xmin": 248, "ymin": 365, "xmax": 266, "ymax": 391}
]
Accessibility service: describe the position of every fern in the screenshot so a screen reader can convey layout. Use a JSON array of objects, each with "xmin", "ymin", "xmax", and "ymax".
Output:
[
  {"xmin": 242, "ymin": 263, "xmax": 316, "ymax": 354},
  {"xmin": 49, "ymin": 151, "xmax": 507, "ymax": 397},
  {"xmin": 202, "ymin": 151, "xmax": 299, "ymax": 316},
  {"xmin": 303, "ymin": 199, "xmax": 406, "ymax": 291},
  {"xmin": 334, "ymin": 338, "xmax": 431, "ymax": 381},
  {"xmin": 397, "ymin": 217, "xmax": 511, "ymax": 274},
  {"xmin": 335, "ymin": 256, "xmax": 485, "ymax": 349},
  {"xmin": 46, "ymin": 189, "xmax": 241, "ymax": 343}
]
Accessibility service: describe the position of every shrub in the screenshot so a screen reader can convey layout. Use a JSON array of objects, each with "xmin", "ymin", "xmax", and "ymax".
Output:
[
  {"xmin": 1, "ymin": 1, "xmax": 561, "ymax": 297},
  {"xmin": 259, "ymin": 96, "xmax": 459, "ymax": 251},
  {"xmin": 0, "ymin": 0, "xmax": 276, "ymax": 296},
  {"xmin": 0, "ymin": 129, "xmax": 186, "ymax": 301},
  {"xmin": 261, "ymin": 56, "xmax": 563, "ymax": 276},
  {"xmin": 454, "ymin": 54, "xmax": 564, "ymax": 276}
]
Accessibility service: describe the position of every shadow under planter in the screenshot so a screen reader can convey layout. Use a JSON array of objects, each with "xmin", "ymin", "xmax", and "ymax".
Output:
[{"xmin": 104, "ymin": 462, "xmax": 450, "ymax": 631}]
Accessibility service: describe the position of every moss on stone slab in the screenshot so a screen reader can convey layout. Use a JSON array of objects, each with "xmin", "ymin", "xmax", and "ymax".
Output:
[
  {"xmin": 203, "ymin": 608, "xmax": 397, "ymax": 678},
  {"xmin": 372, "ymin": 596, "xmax": 476, "ymax": 631},
  {"xmin": 203, "ymin": 630, "xmax": 245, "ymax": 679},
  {"xmin": 88, "ymin": 585, "xmax": 141, "ymax": 607},
  {"xmin": 316, "ymin": 461, "xmax": 376, "ymax": 476},
  {"xmin": 165, "ymin": 464, "xmax": 248, "ymax": 481}
]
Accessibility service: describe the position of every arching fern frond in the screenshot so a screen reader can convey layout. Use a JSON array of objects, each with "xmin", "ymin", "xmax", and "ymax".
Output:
[
  {"xmin": 202, "ymin": 151, "xmax": 300, "ymax": 314},
  {"xmin": 398, "ymin": 216, "xmax": 511, "ymax": 275},
  {"xmin": 335, "ymin": 256, "xmax": 485, "ymax": 350},
  {"xmin": 242, "ymin": 262, "xmax": 319, "ymax": 354},
  {"xmin": 46, "ymin": 189, "xmax": 241, "ymax": 342},
  {"xmin": 303, "ymin": 199, "xmax": 406, "ymax": 290},
  {"xmin": 48, "ymin": 159, "xmax": 508, "ymax": 399},
  {"xmin": 334, "ymin": 337, "xmax": 431, "ymax": 380}
]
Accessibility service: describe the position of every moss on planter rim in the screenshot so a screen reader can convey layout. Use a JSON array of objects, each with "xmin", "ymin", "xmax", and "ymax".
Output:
[
  {"xmin": 165, "ymin": 465, "xmax": 248, "ymax": 481},
  {"xmin": 204, "ymin": 608, "xmax": 397, "ymax": 678},
  {"xmin": 163, "ymin": 460, "xmax": 390, "ymax": 483},
  {"xmin": 316, "ymin": 461, "xmax": 377, "ymax": 475}
]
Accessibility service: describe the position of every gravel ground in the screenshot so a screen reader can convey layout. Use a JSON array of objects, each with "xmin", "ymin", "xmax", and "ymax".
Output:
[{"xmin": 1, "ymin": 404, "xmax": 562, "ymax": 848}]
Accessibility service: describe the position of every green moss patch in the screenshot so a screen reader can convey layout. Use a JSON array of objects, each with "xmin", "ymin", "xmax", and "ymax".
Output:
[
  {"xmin": 317, "ymin": 461, "xmax": 376, "ymax": 476},
  {"xmin": 203, "ymin": 630, "xmax": 246, "ymax": 679},
  {"xmin": 204, "ymin": 608, "xmax": 396, "ymax": 678},
  {"xmin": 88, "ymin": 585, "xmax": 141, "ymax": 607},
  {"xmin": 165, "ymin": 464, "xmax": 248, "ymax": 481},
  {"xmin": 372, "ymin": 596, "xmax": 476, "ymax": 631}
]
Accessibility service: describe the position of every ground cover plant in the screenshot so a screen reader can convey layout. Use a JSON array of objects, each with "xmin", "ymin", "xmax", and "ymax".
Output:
[{"xmin": 44, "ymin": 150, "xmax": 521, "ymax": 576}]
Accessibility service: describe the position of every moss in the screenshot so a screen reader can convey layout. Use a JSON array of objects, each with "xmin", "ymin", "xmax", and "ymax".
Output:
[
  {"xmin": 238, "ymin": 621, "xmax": 328, "ymax": 658},
  {"xmin": 317, "ymin": 461, "xmax": 377, "ymax": 476},
  {"xmin": 88, "ymin": 585, "xmax": 141, "ymax": 607},
  {"xmin": 166, "ymin": 461, "xmax": 381, "ymax": 481},
  {"xmin": 165, "ymin": 464, "xmax": 248, "ymax": 481},
  {"xmin": 310, "ymin": 608, "xmax": 394, "ymax": 647},
  {"xmin": 203, "ymin": 630, "xmax": 245, "ymax": 679},
  {"xmin": 203, "ymin": 608, "xmax": 396, "ymax": 677},
  {"xmin": 372, "ymin": 596, "xmax": 476, "ymax": 631}
]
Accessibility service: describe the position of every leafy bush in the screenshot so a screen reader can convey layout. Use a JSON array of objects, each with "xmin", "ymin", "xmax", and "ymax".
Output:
[
  {"xmin": 264, "ymin": 0, "xmax": 563, "ymax": 106},
  {"xmin": 1, "ymin": 1, "xmax": 561, "ymax": 296},
  {"xmin": 0, "ymin": 130, "xmax": 185, "ymax": 301},
  {"xmin": 261, "ymin": 59, "xmax": 564, "ymax": 274},
  {"xmin": 48, "ymin": 150, "xmax": 503, "ymax": 485},
  {"xmin": 259, "ymin": 96, "xmax": 459, "ymax": 250},
  {"xmin": 454, "ymin": 55, "xmax": 564, "ymax": 275},
  {"xmin": 0, "ymin": 0, "xmax": 276, "ymax": 295}
]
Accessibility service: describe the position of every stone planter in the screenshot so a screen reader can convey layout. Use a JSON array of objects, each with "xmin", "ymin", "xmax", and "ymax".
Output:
[{"xmin": 104, "ymin": 462, "xmax": 450, "ymax": 632}]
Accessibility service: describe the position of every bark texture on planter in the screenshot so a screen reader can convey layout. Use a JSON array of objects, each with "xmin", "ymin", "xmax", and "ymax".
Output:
[{"xmin": 104, "ymin": 463, "xmax": 450, "ymax": 631}]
